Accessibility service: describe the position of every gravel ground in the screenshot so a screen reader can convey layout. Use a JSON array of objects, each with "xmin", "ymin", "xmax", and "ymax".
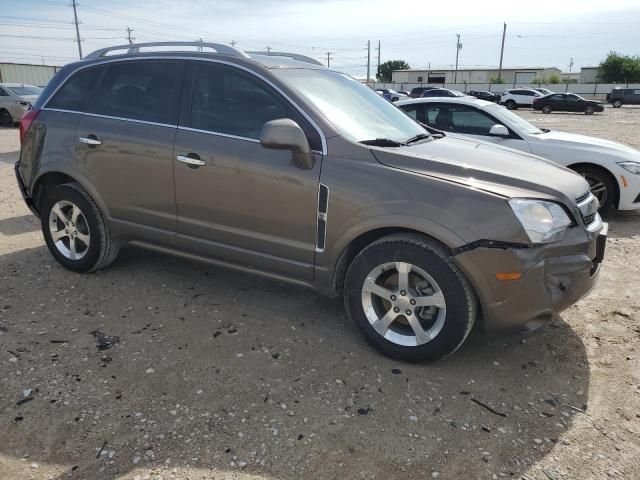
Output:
[{"xmin": 0, "ymin": 107, "xmax": 639, "ymax": 480}]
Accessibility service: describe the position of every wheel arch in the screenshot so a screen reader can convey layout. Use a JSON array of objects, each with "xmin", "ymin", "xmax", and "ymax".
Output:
[
  {"xmin": 567, "ymin": 162, "xmax": 620, "ymax": 208},
  {"xmin": 32, "ymin": 169, "xmax": 111, "ymax": 218},
  {"xmin": 331, "ymin": 225, "xmax": 460, "ymax": 296}
]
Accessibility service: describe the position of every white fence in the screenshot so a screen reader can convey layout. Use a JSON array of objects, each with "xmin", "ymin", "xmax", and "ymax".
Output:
[{"xmin": 372, "ymin": 82, "xmax": 640, "ymax": 100}]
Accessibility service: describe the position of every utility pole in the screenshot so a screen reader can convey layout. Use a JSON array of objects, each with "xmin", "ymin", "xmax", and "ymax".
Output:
[
  {"xmin": 568, "ymin": 57, "xmax": 574, "ymax": 73},
  {"xmin": 197, "ymin": 38, "xmax": 203, "ymax": 52},
  {"xmin": 366, "ymin": 40, "xmax": 371, "ymax": 84},
  {"xmin": 126, "ymin": 27, "xmax": 134, "ymax": 45},
  {"xmin": 71, "ymin": 0, "xmax": 83, "ymax": 59},
  {"xmin": 326, "ymin": 52, "xmax": 332, "ymax": 68},
  {"xmin": 454, "ymin": 34, "xmax": 461, "ymax": 83},
  {"xmin": 376, "ymin": 40, "xmax": 381, "ymax": 73},
  {"xmin": 497, "ymin": 22, "xmax": 507, "ymax": 83},
  {"xmin": 230, "ymin": 40, "xmax": 237, "ymax": 47},
  {"xmin": 266, "ymin": 46, "xmax": 271, "ymax": 53}
]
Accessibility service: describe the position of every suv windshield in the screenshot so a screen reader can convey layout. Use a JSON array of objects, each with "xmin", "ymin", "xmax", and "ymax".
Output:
[
  {"xmin": 485, "ymin": 103, "xmax": 543, "ymax": 135},
  {"xmin": 7, "ymin": 85, "xmax": 42, "ymax": 96},
  {"xmin": 273, "ymin": 69, "xmax": 425, "ymax": 144}
]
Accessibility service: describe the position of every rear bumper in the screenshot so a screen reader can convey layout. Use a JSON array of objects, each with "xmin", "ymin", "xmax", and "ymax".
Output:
[
  {"xmin": 14, "ymin": 162, "xmax": 39, "ymax": 217},
  {"xmin": 454, "ymin": 224, "xmax": 607, "ymax": 336}
]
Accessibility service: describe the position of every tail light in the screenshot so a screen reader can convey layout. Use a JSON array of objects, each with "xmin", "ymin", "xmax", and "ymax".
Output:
[{"xmin": 19, "ymin": 108, "xmax": 40, "ymax": 144}]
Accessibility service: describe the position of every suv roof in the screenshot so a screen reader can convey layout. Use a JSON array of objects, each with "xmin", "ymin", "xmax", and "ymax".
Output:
[{"xmin": 84, "ymin": 41, "xmax": 325, "ymax": 70}]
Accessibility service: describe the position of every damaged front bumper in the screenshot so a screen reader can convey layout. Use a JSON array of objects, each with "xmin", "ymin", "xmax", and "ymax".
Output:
[{"xmin": 453, "ymin": 223, "xmax": 607, "ymax": 336}]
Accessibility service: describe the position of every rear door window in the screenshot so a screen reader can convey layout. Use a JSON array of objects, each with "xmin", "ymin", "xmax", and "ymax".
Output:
[
  {"xmin": 46, "ymin": 66, "xmax": 105, "ymax": 111},
  {"xmin": 86, "ymin": 61, "xmax": 185, "ymax": 125},
  {"xmin": 184, "ymin": 62, "xmax": 321, "ymax": 151}
]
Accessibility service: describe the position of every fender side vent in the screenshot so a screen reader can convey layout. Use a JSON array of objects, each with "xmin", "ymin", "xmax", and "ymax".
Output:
[{"xmin": 316, "ymin": 184, "xmax": 329, "ymax": 252}]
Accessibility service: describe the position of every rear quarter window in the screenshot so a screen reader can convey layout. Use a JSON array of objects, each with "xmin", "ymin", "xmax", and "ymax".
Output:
[{"xmin": 46, "ymin": 66, "xmax": 105, "ymax": 111}]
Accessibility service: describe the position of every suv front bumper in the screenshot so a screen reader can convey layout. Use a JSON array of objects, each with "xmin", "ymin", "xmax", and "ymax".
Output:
[{"xmin": 453, "ymin": 224, "xmax": 607, "ymax": 336}]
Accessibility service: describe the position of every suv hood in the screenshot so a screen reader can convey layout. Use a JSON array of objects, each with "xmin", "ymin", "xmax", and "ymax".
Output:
[
  {"xmin": 370, "ymin": 135, "xmax": 589, "ymax": 203},
  {"xmin": 536, "ymin": 130, "xmax": 639, "ymax": 156}
]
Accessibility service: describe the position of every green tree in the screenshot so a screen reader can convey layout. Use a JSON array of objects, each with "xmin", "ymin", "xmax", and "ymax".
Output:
[
  {"xmin": 531, "ymin": 76, "xmax": 546, "ymax": 85},
  {"xmin": 376, "ymin": 60, "xmax": 410, "ymax": 82},
  {"xmin": 598, "ymin": 51, "xmax": 640, "ymax": 83},
  {"xmin": 489, "ymin": 76, "xmax": 505, "ymax": 84},
  {"xmin": 546, "ymin": 73, "xmax": 561, "ymax": 84}
]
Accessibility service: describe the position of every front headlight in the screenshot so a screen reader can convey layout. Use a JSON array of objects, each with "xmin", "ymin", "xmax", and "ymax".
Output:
[
  {"xmin": 618, "ymin": 161, "xmax": 640, "ymax": 175},
  {"xmin": 509, "ymin": 199, "xmax": 572, "ymax": 244}
]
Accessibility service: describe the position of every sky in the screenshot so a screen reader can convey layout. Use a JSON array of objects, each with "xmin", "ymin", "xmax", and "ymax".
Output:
[{"xmin": 1, "ymin": 0, "xmax": 639, "ymax": 77}]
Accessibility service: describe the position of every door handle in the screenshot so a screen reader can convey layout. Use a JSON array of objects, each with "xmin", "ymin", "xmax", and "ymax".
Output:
[
  {"xmin": 176, "ymin": 154, "xmax": 205, "ymax": 167},
  {"xmin": 79, "ymin": 136, "xmax": 102, "ymax": 146}
]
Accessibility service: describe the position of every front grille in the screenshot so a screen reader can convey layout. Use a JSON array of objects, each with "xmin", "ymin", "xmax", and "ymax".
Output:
[{"xmin": 576, "ymin": 192, "xmax": 600, "ymax": 230}]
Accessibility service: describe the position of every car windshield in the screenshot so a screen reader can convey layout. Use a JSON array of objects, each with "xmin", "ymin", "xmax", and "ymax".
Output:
[
  {"xmin": 7, "ymin": 85, "xmax": 42, "ymax": 96},
  {"xmin": 274, "ymin": 69, "xmax": 425, "ymax": 143},
  {"xmin": 484, "ymin": 103, "xmax": 543, "ymax": 135}
]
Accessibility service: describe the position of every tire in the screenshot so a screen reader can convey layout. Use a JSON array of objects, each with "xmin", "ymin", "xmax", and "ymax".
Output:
[
  {"xmin": 391, "ymin": 97, "xmax": 399, "ymax": 102},
  {"xmin": 584, "ymin": 105, "xmax": 595, "ymax": 115},
  {"xmin": 344, "ymin": 233, "xmax": 477, "ymax": 362},
  {"xmin": 41, "ymin": 183, "xmax": 120, "ymax": 273},
  {"xmin": 612, "ymin": 99, "xmax": 622, "ymax": 108},
  {"xmin": 572, "ymin": 165, "xmax": 617, "ymax": 212},
  {"xmin": 505, "ymin": 99, "xmax": 517, "ymax": 110},
  {"xmin": 542, "ymin": 105, "xmax": 552, "ymax": 114},
  {"xmin": 0, "ymin": 109, "xmax": 13, "ymax": 127}
]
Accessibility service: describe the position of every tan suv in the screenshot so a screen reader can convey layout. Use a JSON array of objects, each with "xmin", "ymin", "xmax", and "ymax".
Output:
[
  {"xmin": 16, "ymin": 42, "xmax": 607, "ymax": 361},
  {"xmin": 0, "ymin": 83, "xmax": 42, "ymax": 127}
]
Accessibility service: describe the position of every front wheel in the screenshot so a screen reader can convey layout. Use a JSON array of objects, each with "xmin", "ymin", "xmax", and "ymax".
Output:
[
  {"xmin": 584, "ymin": 105, "xmax": 595, "ymax": 115},
  {"xmin": 612, "ymin": 99, "xmax": 622, "ymax": 108},
  {"xmin": 505, "ymin": 100, "xmax": 517, "ymax": 110},
  {"xmin": 41, "ymin": 183, "xmax": 120, "ymax": 272},
  {"xmin": 542, "ymin": 105, "xmax": 553, "ymax": 114},
  {"xmin": 573, "ymin": 166, "xmax": 616, "ymax": 212},
  {"xmin": 344, "ymin": 234, "xmax": 476, "ymax": 362},
  {"xmin": 0, "ymin": 109, "xmax": 13, "ymax": 127}
]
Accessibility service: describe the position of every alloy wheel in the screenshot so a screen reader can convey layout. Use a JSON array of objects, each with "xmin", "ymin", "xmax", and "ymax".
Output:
[
  {"xmin": 361, "ymin": 262, "xmax": 447, "ymax": 347},
  {"xmin": 581, "ymin": 173, "xmax": 607, "ymax": 207},
  {"xmin": 48, "ymin": 200, "xmax": 91, "ymax": 260}
]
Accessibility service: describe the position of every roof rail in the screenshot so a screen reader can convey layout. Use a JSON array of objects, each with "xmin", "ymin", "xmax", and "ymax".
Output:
[
  {"xmin": 247, "ymin": 51, "xmax": 323, "ymax": 66},
  {"xmin": 86, "ymin": 41, "xmax": 250, "ymax": 59}
]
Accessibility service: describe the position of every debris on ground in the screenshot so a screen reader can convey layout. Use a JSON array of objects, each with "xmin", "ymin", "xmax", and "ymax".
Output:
[{"xmin": 91, "ymin": 330, "xmax": 120, "ymax": 350}]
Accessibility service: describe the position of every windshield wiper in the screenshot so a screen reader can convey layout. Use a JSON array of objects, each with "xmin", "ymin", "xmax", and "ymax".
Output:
[
  {"xmin": 359, "ymin": 138, "xmax": 403, "ymax": 147},
  {"xmin": 403, "ymin": 133, "xmax": 432, "ymax": 145}
]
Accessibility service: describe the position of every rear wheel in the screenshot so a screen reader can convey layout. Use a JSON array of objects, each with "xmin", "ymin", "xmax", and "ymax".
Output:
[
  {"xmin": 344, "ymin": 233, "xmax": 476, "ymax": 362},
  {"xmin": 584, "ymin": 105, "xmax": 595, "ymax": 115},
  {"xmin": 542, "ymin": 104, "xmax": 553, "ymax": 114},
  {"xmin": 505, "ymin": 99, "xmax": 517, "ymax": 110},
  {"xmin": 612, "ymin": 99, "xmax": 622, "ymax": 108},
  {"xmin": 572, "ymin": 165, "xmax": 616, "ymax": 212},
  {"xmin": 41, "ymin": 183, "xmax": 120, "ymax": 272},
  {"xmin": 0, "ymin": 109, "xmax": 13, "ymax": 127}
]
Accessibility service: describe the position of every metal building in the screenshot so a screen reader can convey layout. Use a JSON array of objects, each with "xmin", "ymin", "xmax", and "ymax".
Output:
[
  {"xmin": 0, "ymin": 63, "xmax": 60, "ymax": 87},
  {"xmin": 392, "ymin": 67, "xmax": 562, "ymax": 86}
]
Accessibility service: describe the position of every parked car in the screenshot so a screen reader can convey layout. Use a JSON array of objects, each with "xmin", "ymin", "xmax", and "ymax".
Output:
[
  {"xmin": 0, "ymin": 83, "xmax": 42, "ymax": 127},
  {"xmin": 533, "ymin": 88, "xmax": 554, "ymax": 96},
  {"xmin": 398, "ymin": 90, "xmax": 410, "ymax": 96},
  {"xmin": 397, "ymin": 96, "xmax": 639, "ymax": 211},
  {"xmin": 421, "ymin": 88, "xmax": 465, "ymax": 98},
  {"xmin": 409, "ymin": 86, "xmax": 438, "ymax": 98},
  {"xmin": 606, "ymin": 88, "xmax": 640, "ymax": 108},
  {"xmin": 16, "ymin": 41, "xmax": 606, "ymax": 362},
  {"xmin": 500, "ymin": 88, "xmax": 543, "ymax": 109},
  {"xmin": 375, "ymin": 88, "xmax": 406, "ymax": 102},
  {"xmin": 467, "ymin": 90, "xmax": 500, "ymax": 102},
  {"xmin": 533, "ymin": 93, "xmax": 604, "ymax": 115}
]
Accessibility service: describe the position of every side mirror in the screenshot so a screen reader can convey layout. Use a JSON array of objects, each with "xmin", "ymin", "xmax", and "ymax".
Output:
[
  {"xmin": 260, "ymin": 118, "xmax": 314, "ymax": 170},
  {"xmin": 489, "ymin": 124, "xmax": 510, "ymax": 137}
]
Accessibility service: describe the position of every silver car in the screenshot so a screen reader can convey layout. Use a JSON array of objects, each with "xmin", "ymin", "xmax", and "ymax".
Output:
[{"xmin": 0, "ymin": 83, "xmax": 42, "ymax": 127}]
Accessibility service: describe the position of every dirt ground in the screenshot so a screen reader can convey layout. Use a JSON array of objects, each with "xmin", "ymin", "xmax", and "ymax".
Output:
[{"xmin": 1, "ymin": 107, "xmax": 639, "ymax": 480}]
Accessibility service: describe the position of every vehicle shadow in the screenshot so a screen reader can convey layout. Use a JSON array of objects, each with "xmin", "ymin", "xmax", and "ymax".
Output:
[
  {"xmin": 0, "ymin": 246, "xmax": 590, "ymax": 480},
  {"xmin": 0, "ymin": 150, "xmax": 19, "ymax": 164},
  {"xmin": 0, "ymin": 214, "xmax": 40, "ymax": 235},
  {"xmin": 601, "ymin": 209, "xmax": 640, "ymax": 240}
]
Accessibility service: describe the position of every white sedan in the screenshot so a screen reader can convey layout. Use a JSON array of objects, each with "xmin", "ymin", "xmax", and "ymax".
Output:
[{"xmin": 397, "ymin": 97, "xmax": 640, "ymax": 211}]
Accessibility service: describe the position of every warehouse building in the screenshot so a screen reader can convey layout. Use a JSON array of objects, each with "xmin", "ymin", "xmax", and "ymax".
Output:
[
  {"xmin": 392, "ymin": 67, "xmax": 562, "ymax": 85},
  {"xmin": 0, "ymin": 62, "xmax": 60, "ymax": 87}
]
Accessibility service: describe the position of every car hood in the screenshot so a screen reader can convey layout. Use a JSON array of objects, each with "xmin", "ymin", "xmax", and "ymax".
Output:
[
  {"xmin": 370, "ymin": 135, "xmax": 590, "ymax": 203},
  {"xmin": 535, "ymin": 130, "xmax": 639, "ymax": 156},
  {"xmin": 18, "ymin": 95, "xmax": 39, "ymax": 102}
]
